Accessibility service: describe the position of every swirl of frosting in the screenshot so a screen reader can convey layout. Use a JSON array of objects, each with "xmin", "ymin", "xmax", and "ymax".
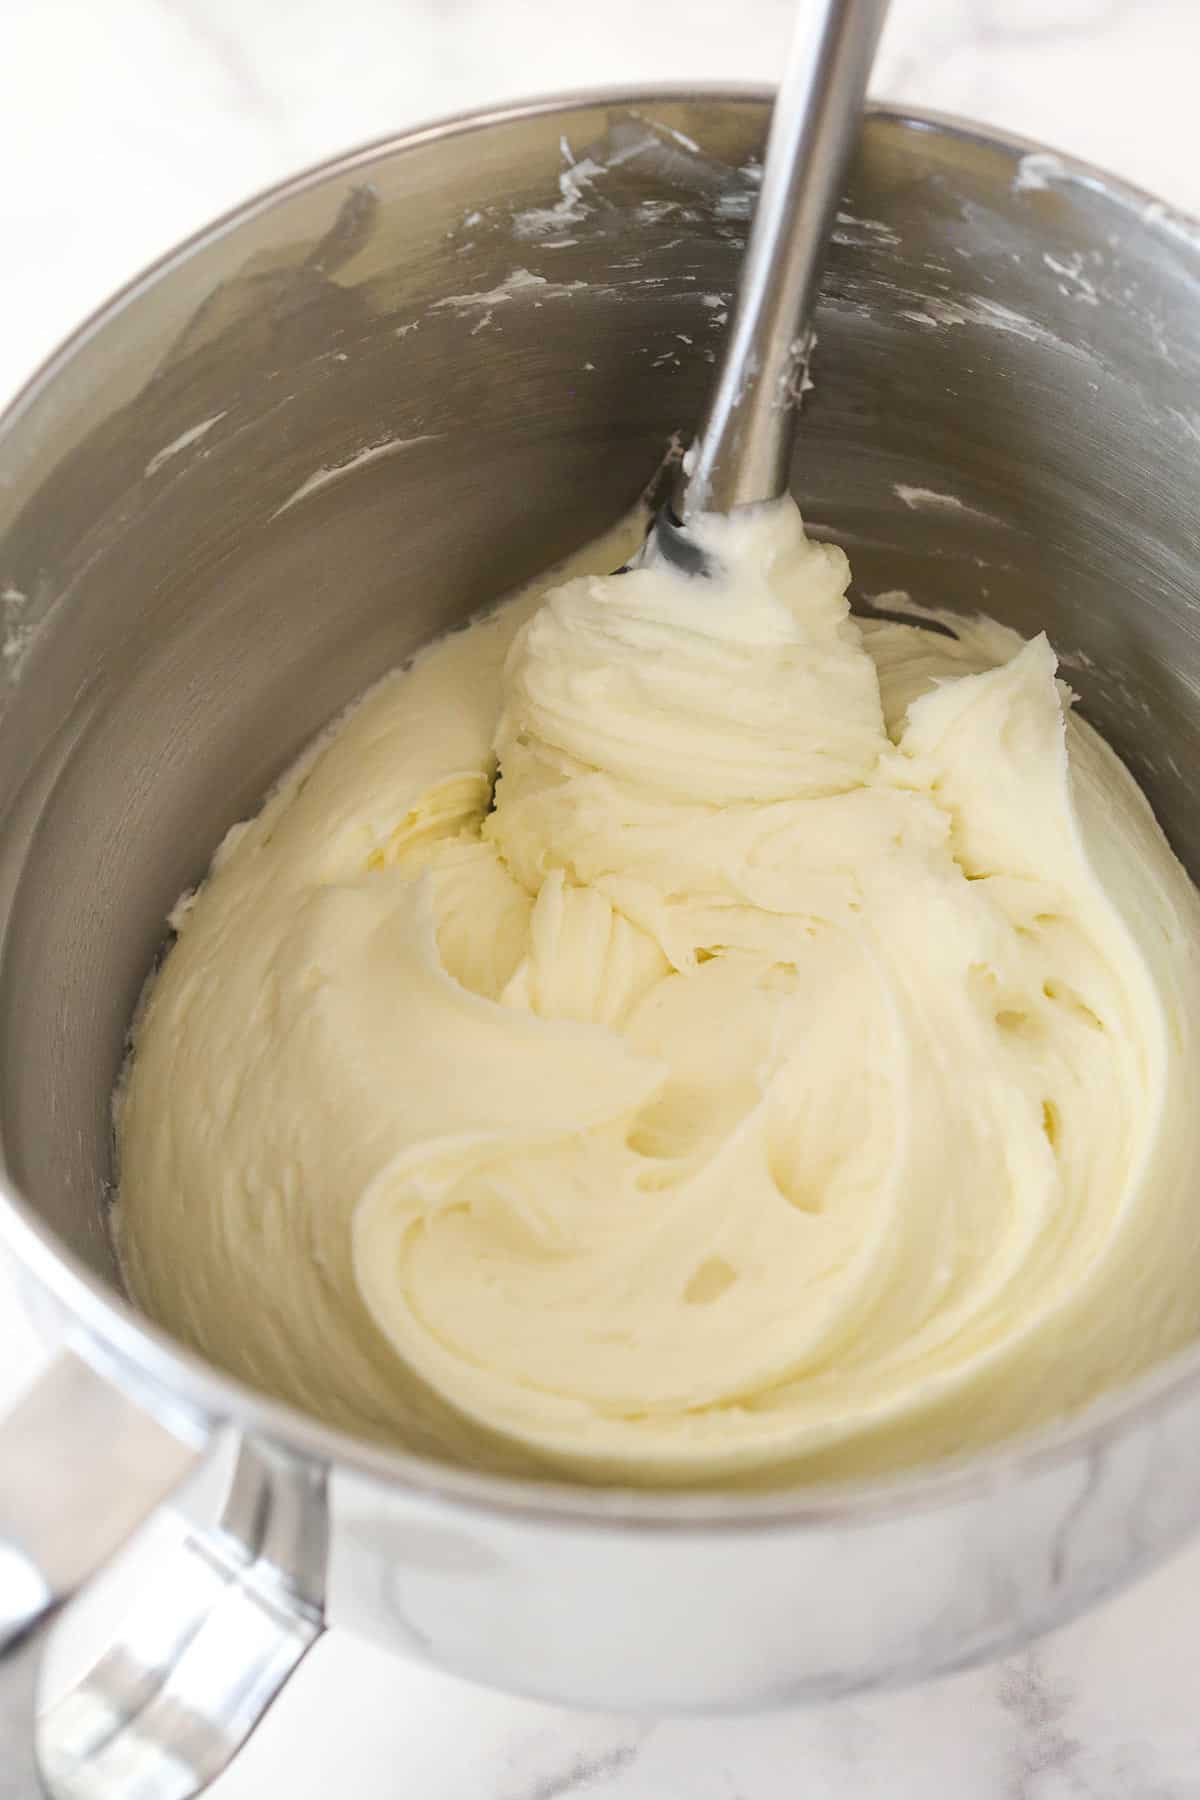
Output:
[{"xmin": 118, "ymin": 499, "xmax": 1200, "ymax": 1484}]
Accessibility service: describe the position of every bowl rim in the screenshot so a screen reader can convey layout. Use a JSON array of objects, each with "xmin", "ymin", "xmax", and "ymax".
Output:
[{"xmin": 3, "ymin": 84, "xmax": 1200, "ymax": 1533}]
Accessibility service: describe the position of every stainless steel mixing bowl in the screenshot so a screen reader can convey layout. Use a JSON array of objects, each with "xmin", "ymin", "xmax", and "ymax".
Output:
[{"xmin": 2, "ymin": 90, "xmax": 1200, "ymax": 1800}]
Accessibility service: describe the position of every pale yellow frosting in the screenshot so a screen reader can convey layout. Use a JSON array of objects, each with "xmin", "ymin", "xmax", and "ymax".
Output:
[{"xmin": 117, "ymin": 499, "xmax": 1200, "ymax": 1486}]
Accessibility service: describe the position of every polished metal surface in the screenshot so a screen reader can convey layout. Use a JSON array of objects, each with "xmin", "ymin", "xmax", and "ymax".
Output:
[
  {"xmin": 0, "ymin": 1353, "xmax": 202, "ymax": 1799},
  {"xmin": 37, "ymin": 1440, "xmax": 325, "ymax": 1800},
  {"xmin": 673, "ymin": 0, "xmax": 888, "ymax": 526},
  {"xmin": 0, "ymin": 88, "xmax": 1199, "ymax": 1786},
  {"xmin": 0, "ymin": 1359, "xmax": 324, "ymax": 1797},
  {"xmin": 3, "ymin": 1615, "xmax": 49, "ymax": 1800},
  {"xmin": 0, "ymin": 1356, "xmax": 201, "ymax": 1628}
]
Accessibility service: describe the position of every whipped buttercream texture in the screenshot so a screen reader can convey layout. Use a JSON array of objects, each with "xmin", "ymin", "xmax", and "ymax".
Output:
[{"xmin": 117, "ymin": 499, "xmax": 1200, "ymax": 1485}]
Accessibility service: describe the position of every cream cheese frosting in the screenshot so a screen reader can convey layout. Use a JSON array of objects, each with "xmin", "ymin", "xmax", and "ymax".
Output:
[{"xmin": 116, "ymin": 498, "xmax": 1200, "ymax": 1486}]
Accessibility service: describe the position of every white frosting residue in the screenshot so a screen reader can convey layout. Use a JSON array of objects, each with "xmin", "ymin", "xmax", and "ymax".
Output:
[
  {"xmin": 271, "ymin": 436, "xmax": 444, "ymax": 518},
  {"xmin": 144, "ymin": 413, "xmax": 226, "ymax": 479},
  {"xmin": 432, "ymin": 269, "xmax": 587, "ymax": 313},
  {"xmin": 1013, "ymin": 152, "xmax": 1067, "ymax": 194}
]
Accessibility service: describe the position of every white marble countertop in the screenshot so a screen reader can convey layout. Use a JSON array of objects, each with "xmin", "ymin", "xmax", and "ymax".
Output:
[{"xmin": 4, "ymin": 1, "xmax": 1200, "ymax": 1795}]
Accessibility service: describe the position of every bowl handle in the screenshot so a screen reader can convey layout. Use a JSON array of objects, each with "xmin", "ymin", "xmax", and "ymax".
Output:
[{"xmin": 0, "ymin": 1351, "xmax": 326, "ymax": 1798}]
